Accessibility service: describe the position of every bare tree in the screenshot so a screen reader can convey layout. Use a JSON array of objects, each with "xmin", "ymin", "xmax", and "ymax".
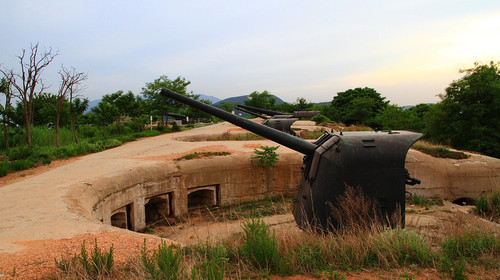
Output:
[
  {"xmin": 0, "ymin": 43, "xmax": 58, "ymax": 148},
  {"xmin": 56, "ymin": 66, "xmax": 87, "ymax": 147},
  {"xmin": 0, "ymin": 77, "xmax": 13, "ymax": 150}
]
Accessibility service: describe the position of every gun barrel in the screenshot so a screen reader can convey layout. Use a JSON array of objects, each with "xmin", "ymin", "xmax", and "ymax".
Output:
[
  {"xmin": 161, "ymin": 88, "xmax": 317, "ymax": 155},
  {"xmin": 235, "ymin": 107, "xmax": 269, "ymax": 119},
  {"xmin": 237, "ymin": 104, "xmax": 286, "ymax": 116}
]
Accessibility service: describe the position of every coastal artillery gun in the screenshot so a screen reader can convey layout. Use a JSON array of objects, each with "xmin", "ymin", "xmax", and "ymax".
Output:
[
  {"xmin": 161, "ymin": 88, "xmax": 422, "ymax": 232},
  {"xmin": 237, "ymin": 104, "xmax": 321, "ymax": 119},
  {"xmin": 236, "ymin": 104, "xmax": 321, "ymax": 136},
  {"xmin": 235, "ymin": 105, "xmax": 298, "ymax": 136}
]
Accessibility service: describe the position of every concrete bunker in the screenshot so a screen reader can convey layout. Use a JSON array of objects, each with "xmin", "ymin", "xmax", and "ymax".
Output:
[
  {"xmin": 187, "ymin": 185, "xmax": 219, "ymax": 210},
  {"xmin": 145, "ymin": 193, "xmax": 174, "ymax": 225}
]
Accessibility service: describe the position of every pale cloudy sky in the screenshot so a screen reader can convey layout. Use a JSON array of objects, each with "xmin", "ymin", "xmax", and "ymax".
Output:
[{"xmin": 1, "ymin": 0, "xmax": 500, "ymax": 105}]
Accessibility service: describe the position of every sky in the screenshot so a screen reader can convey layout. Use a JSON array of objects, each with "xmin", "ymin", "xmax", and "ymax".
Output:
[{"xmin": 1, "ymin": 0, "xmax": 500, "ymax": 106}]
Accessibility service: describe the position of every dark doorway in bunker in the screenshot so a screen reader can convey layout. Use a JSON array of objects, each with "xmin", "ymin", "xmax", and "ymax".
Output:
[
  {"xmin": 111, "ymin": 212, "xmax": 127, "ymax": 229},
  {"xmin": 111, "ymin": 203, "xmax": 133, "ymax": 229},
  {"xmin": 188, "ymin": 185, "xmax": 219, "ymax": 210},
  {"xmin": 145, "ymin": 193, "xmax": 174, "ymax": 225},
  {"xmin": 452, "ymin": 197, "xmax": 475, "ymax": 206}
]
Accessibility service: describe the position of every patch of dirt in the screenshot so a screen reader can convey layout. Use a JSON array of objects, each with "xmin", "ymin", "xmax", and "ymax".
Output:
[
  {"xmin": 0, "ymin": 231, "xmax": 164, "ymax": 280},
  {"xmin": 137, "ymin": 145, "xmax": 240, "ymax": 161},
  {"xmin": 243, "ymin": 143, "xmax": 264, "ymax": 149}
]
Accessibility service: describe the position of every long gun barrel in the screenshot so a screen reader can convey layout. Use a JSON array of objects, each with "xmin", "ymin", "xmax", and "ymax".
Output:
[
  {"xmin": 235, "ymin": 106, "xmax": 269, "ymax": 120},
  {"xmin": 161, "ymin": 89, "xmax": 316, "ymax": 155}
]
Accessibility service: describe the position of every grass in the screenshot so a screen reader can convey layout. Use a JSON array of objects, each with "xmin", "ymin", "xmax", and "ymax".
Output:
[
  {"xmin": 203, "ymin": 196, "xmax": 293, "ymax": 222},
  {"xmin": 473, "ymin": 189, "xmax": 500, "ymax": 222},
  {"xmin": 55, "ymin": 239, "xmax": 114, "ymax": 279},
  {"xmin": 412, "ymin": 140, "xmax": 469, "ymax": 159},
  {"xmin": 52, "ymin": 211, "xmax": 500, "ymax": 280},
  {"xmin": 211, "ymin": 132, "xmax": 264, "ymax": 141},
  {"xmin": 175, "ymin": 151, "xmax": 230, "ymax": 161},
  {"xmin": 406, "ymin": 194, "xmax": 443, "ymax": 208},
  {"xmin": 300, "ymin": 129, "xmax": 327, "ymax": 139},
  {"xmin": 0, "ymin": 124, "xmax": 190, "ymax": 177}
]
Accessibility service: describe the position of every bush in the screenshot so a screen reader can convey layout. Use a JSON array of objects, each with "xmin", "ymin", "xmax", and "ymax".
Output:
[
  {"xmin": 240, "ymin": 218, "xmax": 284, "ymax": 273},
  {"xmin": 311, "ymin": 114, "xmax": 331, "ymax": 126},
  {"xmin": 252, "ymin": 146, "xmax": 279, "ymax": 167},
  {"xmin": 7, "ymin": 146, "xmax": 32, "ymax": 161},
  {"xmin": 0, "ymin": 162, "xmax": 9, "ymax": 177},
  {"xmin": 442, "ymin": 229, "xmax": 499, "ymax": 260},
  {"xmin": 474, "ymin": 190, "xmax": 500, "ymax": 220},
  {"xmin": 189, "ymin": 243, "xmax": 229, "ymax": 280},
  {"xmin": 141, "ymin": 240, "xmax": 185, "ymax": 280}
]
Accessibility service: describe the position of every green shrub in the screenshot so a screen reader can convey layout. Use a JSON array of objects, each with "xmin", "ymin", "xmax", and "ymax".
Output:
[
  {"xmin": 291, "ymin": 242, "xmax": 326, "ymax": 273},
  {"xmin": 190, "ymin": 243, "xmax": 229, "ymax": 280},
  {"xmin": 79, "ymin": 239, "xmax": 114, "ymax": 278},
  {"xmin": 141, "ymin": 240, "xmax": 185, "ymax": 280},
  {"xmin": 0, "ymin": 162, "xmax": 9, "ymax": 177},
  {"xmin": 412, "ymin": 144, "xmax": 468, "ymax": 159},
  {"xmin": 373, "ymin": 228, "xmax": 434, "ymax": 266},
  {"xmin": 474, "ymin": 190, "xmax": 500, "ymax": 220},
  {"xmin": 10, "ymin": 158, "xmax": 36, "ymax": 171},
  {"xmin": 7, "ymin": 146, "xmax": 32, "ymax": 160},
  {"xmin": 311, "ymin": 114, "xmax": 331, "ymax": 126},
  {"xmin": 407, "ymin": 195, "xmax": 443, "ymax": 207},
  {"xmin": 240, "ymin": 218, "xmax": 283, "ymax": 273},
  {"xmin": 442, "ymin": 229, "xmax": 499, "ymax": 260},
  {"xmin": 252, "ymin": 146, "xmax": 279, "ymax": 167}
]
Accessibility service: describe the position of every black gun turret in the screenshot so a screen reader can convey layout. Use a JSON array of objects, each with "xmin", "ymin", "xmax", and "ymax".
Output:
[
  {"xmin": 236, "ymin": 104, "xmax": 298, "ymax": 135},
  {"xmin": 161, "ymin": 88, "xmax": 422, "ymax": 232},
  {"xmin": 235, "ymin": 105, "xmax": 298, "ymax": 136}
]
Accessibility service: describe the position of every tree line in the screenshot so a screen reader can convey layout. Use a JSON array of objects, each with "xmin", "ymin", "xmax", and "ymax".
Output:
[
  {"xmin": 235, "ymin": 62, "xmax": 500, "ymax": 159},
  {"xmin": 1, "ymin": 43, "xmax": 499, "ymax": 159}
]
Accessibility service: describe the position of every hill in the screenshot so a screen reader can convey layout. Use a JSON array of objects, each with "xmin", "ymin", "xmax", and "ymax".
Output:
[{"xmin": 214, "ymin": 95, "xmax": 284, "ymax": 106}]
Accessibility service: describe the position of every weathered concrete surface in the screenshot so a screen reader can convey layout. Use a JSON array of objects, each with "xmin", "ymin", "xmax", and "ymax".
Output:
[{"xmin": 406, "ymin": 149, "xmax": 500, "ymax": 201}]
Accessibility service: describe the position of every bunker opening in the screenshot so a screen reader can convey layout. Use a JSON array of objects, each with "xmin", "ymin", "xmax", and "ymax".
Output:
[
  {"xmin": 111, "ymin": 203, "xmax": 134, "ymax": 230},
  {"xmin": 188, "ymin": 185, "xmax": 219, "ymax": 210},
  {"xmin": 145, "ymin": 193, "xmax": 174, "ymax": 225},
  {"xmin": 452, "ymin": 197, "xmax": 475, "ymax": 206}
]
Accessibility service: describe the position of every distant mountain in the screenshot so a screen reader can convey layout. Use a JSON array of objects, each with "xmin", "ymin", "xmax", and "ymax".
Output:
[
  {"xmin": 85, "ymin": 99, "xmax": 101, "ymax": 113},
  {"xmin": 214, "ymin": 95, "xmax": 284, "ymax": 106},
  {"xmin": 197, "ymin": 94, "xmax": 220, "ymax": 104}
]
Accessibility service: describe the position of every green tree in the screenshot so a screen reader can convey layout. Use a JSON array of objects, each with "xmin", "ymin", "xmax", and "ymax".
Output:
[
  {"xmin": 217, "ymin": 101, "xmax": 235, "ymax": 113},
  {"xmin": 69, "ymin": 98, "xmax": 89, "ymax": 143},
  {"xmin": 245, "ymin": 90, "xmax": 276, "ymax": 109},
  {"xmin": 0, "ymin": 78, "xmax": 13, "ymax": 150},
  {"xmin": 375, "ymin": 105, "xmax": 416, "ymax": 130},
  {"xmin": 330, "ymin": 87, "xmax": 388, "ymax": 127},
  {"xmin": 91, "ymin": 100, "xmax": 119, "ymax": 128},
  {"xmin": 0, "ymin": 43, "xmax": 58, "ymax": 148},
  {"xmin": 426, "ymin": 62, "xmax": 500, "ymax": 158},
  {"xmin": 142, "ymin": 76, "xmax": 192, "ymax": 126}
]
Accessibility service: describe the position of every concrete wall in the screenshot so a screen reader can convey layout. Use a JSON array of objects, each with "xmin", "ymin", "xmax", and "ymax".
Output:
[
  {"xmin": 87, "ymin": 153, "xmax": 303, "ymax": 232},
  {"xmin": 72, "ymin": 148, "xmax": 499, "ymax": 233}
]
